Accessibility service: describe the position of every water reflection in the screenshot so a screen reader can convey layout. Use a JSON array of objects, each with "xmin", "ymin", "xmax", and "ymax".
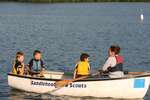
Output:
[{"xmin": 7, "ymin": 88, "xmax": 144, "ymax": 100}]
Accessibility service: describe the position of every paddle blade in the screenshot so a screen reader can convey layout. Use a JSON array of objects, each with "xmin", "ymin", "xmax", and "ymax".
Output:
[
  {"xmin": 55, "ymin": 76, "xmax": 88, "ymax": 88},
  {"xmin": 55, "ymin": 80, "xmax": 72, "ymax": 88}
]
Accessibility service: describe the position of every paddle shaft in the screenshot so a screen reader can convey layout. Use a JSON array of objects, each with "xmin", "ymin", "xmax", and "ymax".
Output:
[{"xmin": 55, "ymin": 73, "xmax": 95, "ymax": 88}]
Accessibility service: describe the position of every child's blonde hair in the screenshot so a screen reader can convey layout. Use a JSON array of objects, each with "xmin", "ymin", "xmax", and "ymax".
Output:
[{"xmin": 16, "ymin": 51, "xmax": 24, "ymax": 60}]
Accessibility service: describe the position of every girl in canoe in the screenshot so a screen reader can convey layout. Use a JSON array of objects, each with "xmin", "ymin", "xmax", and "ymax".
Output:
[
  {"xmin": 101, "ymin": 45, "xmax": 124, "ymax": 78},
  {"xmin": 11, "ymin": 51, "xmax": 25, "ymax": 75},
  {"xmin": 73, "ymin": 53, "xmax": 90, "ymax": 79}
]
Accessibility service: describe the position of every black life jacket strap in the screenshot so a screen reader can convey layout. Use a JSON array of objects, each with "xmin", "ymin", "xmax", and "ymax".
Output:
[{"xmin": 107, "ymin": 63, "xmax": 123, "ymax": 72}]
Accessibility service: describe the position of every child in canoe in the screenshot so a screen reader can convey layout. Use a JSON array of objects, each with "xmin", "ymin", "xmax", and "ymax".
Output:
[
  {"xmin": 11, "ymin": 51, "xmax": 25, "ymax": 75},
  {"xmin": 73, "ymin": 53, "xmax": 90, "ymax": 79},
  {"xmin": 28, "ymin": 50, "xmax": 45, "ymax": 76},
  {"xmin": 101, "ymin": 45, "xmax": 124, "ymax": 78}
]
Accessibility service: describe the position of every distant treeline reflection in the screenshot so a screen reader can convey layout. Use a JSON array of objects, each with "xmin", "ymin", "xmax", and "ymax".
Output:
[{"xmin": 0, "ymin": 0, "xmax": 149, "ymax": 2}]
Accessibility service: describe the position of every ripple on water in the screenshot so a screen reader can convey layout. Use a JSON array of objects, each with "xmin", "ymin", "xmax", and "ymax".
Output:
[
  {"xmin": 8, "ymin": 89, "xmax": 145, "ymax": 100},
  {"xmin": 0, "ymin": 2, "xmax": 150, "ymax": 100}
]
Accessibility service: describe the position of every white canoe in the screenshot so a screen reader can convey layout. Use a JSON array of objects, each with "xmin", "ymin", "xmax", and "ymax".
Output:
[{"xmin": 8, "ymin": 72, "xmax": 150, "ymax": 99}]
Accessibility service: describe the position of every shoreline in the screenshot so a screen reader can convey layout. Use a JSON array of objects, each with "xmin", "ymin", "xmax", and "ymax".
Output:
[{"xmin": 0, "ymin": 0, "xmax": 149, "ymax": 3}]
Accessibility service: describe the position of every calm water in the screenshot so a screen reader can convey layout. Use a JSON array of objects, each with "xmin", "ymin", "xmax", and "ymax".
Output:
[{"xmin": 0, "ymin": 2, "xmax": 150, "ymax": 100}]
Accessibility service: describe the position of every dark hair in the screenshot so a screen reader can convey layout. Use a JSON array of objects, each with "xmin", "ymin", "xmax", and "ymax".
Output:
[
  {"xmin": 33, "ymin": 50, "xmax": 41, "ymax": 56},
  {"xmin": 80, "ymin": 53, "xmax": 90, "ymax": 61},
  {"xmin": 115, "ymin": 45, "xmax": 121, "ymax": 54},
  {"xmin": 16, "ymin": 51, "xmax": 24, "ymax": 59},
  {"xmin": 109, "ymin": 45, "xmax": 121, "ymax": 54}
]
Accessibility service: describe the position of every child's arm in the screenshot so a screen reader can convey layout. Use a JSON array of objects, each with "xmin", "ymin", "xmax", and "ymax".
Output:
[
  {"xmin": 28, "ymin": 59, "xmax": 33, "ymax": 73},
  {"xmin": 73, "ymin": 64, "xmax": 78, "ymax": 79},
  {"xmin": 102, "ymin": 57, "xmax": 116, "ymax": 71},
  {"xmin": 41, "ymin": 60, "xmax": 45, "ymax": 71},
  {"xmin": 87, "ymin": 63, "xmax": 90, "ymax": 75},
  {"xmin": 73, "ymin": 69, "xmax": 77, "ymax": 79}
]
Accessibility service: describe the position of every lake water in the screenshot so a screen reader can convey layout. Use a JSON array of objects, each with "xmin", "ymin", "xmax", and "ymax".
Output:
[{"xmin": 0, "ymin": 2, "xmax": 150, "ymax": 100}]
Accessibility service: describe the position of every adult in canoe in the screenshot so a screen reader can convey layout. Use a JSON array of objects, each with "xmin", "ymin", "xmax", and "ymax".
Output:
[
  {"xmin": 28, "ymin": 50, "xmax": 45, "ymax": 76},
  {"xmin": 101, "ymin": 45, "xmax": 124, "ymax": 78},
  {"xmin": 73, "ymin": 53, "xmax": 90, "ymax": 79},
  {"xmin": 11, "ymin": 51, "xmax": 25, "ymax": 75}
]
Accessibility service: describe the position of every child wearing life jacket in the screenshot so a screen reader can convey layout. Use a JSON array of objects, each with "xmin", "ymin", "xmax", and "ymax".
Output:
[
  {"xmin": 73, "ymin": 53, "xmax": 90, "ymax": 79},
  {"xmin": 102, "ymin": 45, "xmax": 124, "ymax": 78},
  {"xmin": 28, "ymin": 50, "xmax": 45, "ymax": 76},
  {"xmin": 12, "ymin": 51, "xmax": 25, "ymax": 75}
]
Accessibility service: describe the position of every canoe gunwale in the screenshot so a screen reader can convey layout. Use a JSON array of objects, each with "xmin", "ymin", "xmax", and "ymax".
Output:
[{"xmin": 8, "ymin": 73, "xmax": 150, "ymax": 82}]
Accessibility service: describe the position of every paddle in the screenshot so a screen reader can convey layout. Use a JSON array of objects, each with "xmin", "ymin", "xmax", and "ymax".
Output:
[
  {"xmin": 55, "ymin": 69, "xmax": 102, "ymax": 88},
  {"xmin": 55, "ymin": 75, "xmax": 90, "ymax": 88},
  {"xmin": 128, "ymin": 72, "xmax": 146, "ymax": 75}
]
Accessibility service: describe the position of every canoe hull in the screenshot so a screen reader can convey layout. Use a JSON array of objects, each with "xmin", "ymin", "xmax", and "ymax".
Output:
[{"xmin": 8, "ymin": 73, "xmax": 150, "ymax": 99}]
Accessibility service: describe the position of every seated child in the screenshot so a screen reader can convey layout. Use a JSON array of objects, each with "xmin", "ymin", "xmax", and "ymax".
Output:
[
  {"xmin": 101, "ymin": 45, "xmax": 124, "ymax": 78},
  {"xmin": 28, "ymin": 50, "xmax": 45, "ymax": 76},
  {"xmin": 12, "ymin": 51, "xmax": 25, "ymax": 75},
  {"xmin": 73, "ymin": 53, "xmax": 90, "ymax": 79}
]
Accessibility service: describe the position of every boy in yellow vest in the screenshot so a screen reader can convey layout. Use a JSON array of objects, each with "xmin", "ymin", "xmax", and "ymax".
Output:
[{"xmin": 73, "ymin": 53, "xmax": 90, "ymax": 79}]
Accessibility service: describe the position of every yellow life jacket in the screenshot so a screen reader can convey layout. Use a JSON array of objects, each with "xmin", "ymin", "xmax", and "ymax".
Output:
[
  {"xmin": 76, "ymin": 61, "xmax": 90, "ymax": 75},
  {"xmin": 11, "ymin": 62, "xmax": 24, "ymax": 75},
  {"xmin": 11, "ymin": 64, "xmax": 17, "ymax": 74}
]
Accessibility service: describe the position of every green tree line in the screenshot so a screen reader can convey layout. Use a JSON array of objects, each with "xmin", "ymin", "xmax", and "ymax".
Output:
[{"xmin": 0, "ymin": 0, "xmax": 149, "ymax": 2}]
